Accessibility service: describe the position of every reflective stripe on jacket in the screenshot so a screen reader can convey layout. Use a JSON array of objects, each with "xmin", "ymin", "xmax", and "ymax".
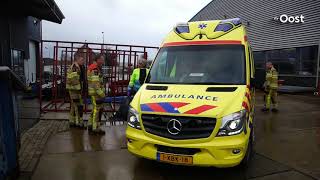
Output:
[
  {"xmin": 128, "ymin": 68, "xmax": 149, "ymax": 92},
  {"xmin": 66, "ymin": 63, "xmax": 81, "ymax": 91},
  {"xmin": 266, "ymin": 67, "xmax": 278, "ymax": 90},
  {"xmin": 87, "ymin": 63, "xmax": 105, "ymax": 97}
]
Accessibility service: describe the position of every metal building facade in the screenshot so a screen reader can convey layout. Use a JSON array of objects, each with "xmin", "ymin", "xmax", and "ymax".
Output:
[{"xmin": 190, "ymin": 0, "xmax": 320, "ymax": 87}]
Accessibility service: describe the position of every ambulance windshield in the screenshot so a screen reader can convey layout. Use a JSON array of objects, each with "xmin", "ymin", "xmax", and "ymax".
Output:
[{"xmin": 146, "ymin": 45, "xmax": 246, "ymax": 85}]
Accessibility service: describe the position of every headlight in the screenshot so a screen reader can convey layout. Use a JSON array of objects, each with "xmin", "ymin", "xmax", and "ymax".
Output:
[
  {"xmin": 216, "ymin": 110, "xmax": 247, "ymax": 136},
  {"xmin": 127, "ymin": 107, "xmax": 141, "ymax": 130}
]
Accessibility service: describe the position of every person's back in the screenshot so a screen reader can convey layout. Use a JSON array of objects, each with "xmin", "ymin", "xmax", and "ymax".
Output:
[
  {"xmin": 87, "ymin": 62, "xmax": 104, "ymax": 98},
  {"xmin": 87, "ymin": 54, "xmax": 106, "ymax": 134},
  {"xmin": 128, "ymin": 58, "xmax": 149, "ymax": 96}
]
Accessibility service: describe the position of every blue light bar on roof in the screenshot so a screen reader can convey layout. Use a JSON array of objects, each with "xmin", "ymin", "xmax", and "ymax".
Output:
[
  {"xmin": 214, "ymin": 18, "xmax": 241, "ymax": 32},
  {"xmin": 175, "ymin": 26, "xmax": 190, "ymax": 34},
  {"xmin": 221, "ymin": 18, "xmax": 242, "ymax": 26},
  {"xmin": 214, "ymin": 23, "xmax": 233, "ymax": 32}
]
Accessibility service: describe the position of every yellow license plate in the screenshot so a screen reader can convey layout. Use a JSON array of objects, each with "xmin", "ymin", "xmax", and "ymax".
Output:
[{"xmin": 157, "ymin": 152, "xmax": 193, "ymax": 165}]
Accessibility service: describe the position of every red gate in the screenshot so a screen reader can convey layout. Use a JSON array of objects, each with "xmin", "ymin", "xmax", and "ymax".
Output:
[{"xmin": 39, "ymin": 40, "xmax": 159, "ymax": 113}]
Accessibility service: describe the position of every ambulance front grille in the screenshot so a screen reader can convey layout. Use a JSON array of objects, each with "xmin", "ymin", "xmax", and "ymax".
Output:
[{"xmin": 141, "ymin": 114, "xmax": 216, "ymax": 140}]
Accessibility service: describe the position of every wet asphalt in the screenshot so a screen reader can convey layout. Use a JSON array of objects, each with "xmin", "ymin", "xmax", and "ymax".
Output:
[{"xmin": 31, "ymin": 93, "xmax": 320, "ymax": 180}]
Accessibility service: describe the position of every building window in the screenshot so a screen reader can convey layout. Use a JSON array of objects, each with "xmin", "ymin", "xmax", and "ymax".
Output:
[
  {"xmin": 11, "ymin": 49, "xmax": 25, "ymax": 81},
  {"xmin": 299, "ymin": 46, "xmax": 318, "ymax": 76},
  {"xmin": 254, "ymin": 46, "xmax": 318, "ymax": 77},
  {"xmin": 266, "ymin": 48, "xmax": 297, "ymax": 75}
]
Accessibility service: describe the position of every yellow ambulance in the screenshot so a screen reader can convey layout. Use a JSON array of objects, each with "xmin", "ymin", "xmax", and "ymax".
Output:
[{"xmin": 126, "ymin": 18, "xmax": 255, "ymax": 167}]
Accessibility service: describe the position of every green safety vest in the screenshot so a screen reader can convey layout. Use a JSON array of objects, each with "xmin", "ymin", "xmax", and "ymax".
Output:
[
  {"xmin": 128, "ymin": 68, "xmax": 149, "ymax": 92},
  {"xmin": 170, "ymin": 61, "xmax": 176, "ymax": 78}
]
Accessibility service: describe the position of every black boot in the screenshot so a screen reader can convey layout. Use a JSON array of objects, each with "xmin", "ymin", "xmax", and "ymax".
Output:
[
  {"xmin": 261, "ymin": 107, "xmax": 269, "ymax": 112},
  {"xmin": 76, "ymin": 122, "xmax": 86, "ymax": 129},
  {"xmin": 69, "ymin": 122, "xmax": 77, "ymax": 128},
  {"xmin": 92, "ymin": 128, "xmax": 105, "ymax": 135},
  {"xmin": 87, "ymin": 125, "xmax": 92, "ymax": 131}
]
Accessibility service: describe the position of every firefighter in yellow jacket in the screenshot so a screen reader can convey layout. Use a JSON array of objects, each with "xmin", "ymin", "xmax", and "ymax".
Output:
[
  {"xmin": 262, "ymin": 62, "xmax": 279, "ymax": 112},
  {"xmin": 66, "ymin": 55, "xmax": 85, "ymax": 127},
  {"xmin": 87, "ymin": 54, "xmax": 105, "ymax": 134}
]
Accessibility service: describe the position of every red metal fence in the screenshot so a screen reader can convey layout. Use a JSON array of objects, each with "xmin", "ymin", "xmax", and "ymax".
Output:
[{"xmin": 40, "ymin": 40, "xmax": 158, "ymax": 113}]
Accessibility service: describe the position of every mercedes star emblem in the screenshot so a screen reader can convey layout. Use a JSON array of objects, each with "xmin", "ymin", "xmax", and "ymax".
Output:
[{"xmin": 167, "ymin": 119, "xmax": 182, "ymax": 135}]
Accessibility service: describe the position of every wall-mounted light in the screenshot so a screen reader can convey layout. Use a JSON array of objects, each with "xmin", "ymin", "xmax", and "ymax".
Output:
[{"xmin": 33, "ymin": 18, "xmax": 39, "ymax": 25}]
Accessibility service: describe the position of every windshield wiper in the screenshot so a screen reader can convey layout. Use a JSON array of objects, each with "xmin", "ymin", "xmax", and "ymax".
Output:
[
  {"xmin": 190, "ymin": 82, "xmax": 229, "ymax": 85},
  {"xmin": 147, "ymin": 82, "xmax": 241, "ymax": 85},
  {"xmin": 147, "ymin": 82, "xmax": 177, "ymax": 84}
]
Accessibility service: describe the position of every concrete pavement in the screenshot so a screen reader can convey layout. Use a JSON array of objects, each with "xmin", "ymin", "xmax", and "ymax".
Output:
[
  {"xmin": 19, "ymin": 120, "xmax": 69, "ymax": 173},
  {"xmin": 28, "ymin": 93, "xmax": 320, "ymax": 180}
]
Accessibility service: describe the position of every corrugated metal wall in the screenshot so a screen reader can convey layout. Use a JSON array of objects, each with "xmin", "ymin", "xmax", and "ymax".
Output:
[{"xmin": 190, "ymin": 0, "xmax": 320, "ymax": 51}]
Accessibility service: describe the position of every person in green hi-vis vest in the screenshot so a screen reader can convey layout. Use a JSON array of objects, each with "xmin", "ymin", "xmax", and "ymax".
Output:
[{"xmin": 128, "ymin": 57, "xmax": 149, "ymax": 96}]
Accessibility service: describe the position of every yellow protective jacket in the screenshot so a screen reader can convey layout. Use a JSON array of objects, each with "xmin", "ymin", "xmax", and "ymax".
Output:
[
  {"xmin": 66, "ymin": 63, "xmax": 82, "ymax": 91},
  {"xmin": 128, "ymin": 68, "xmax": 149, "ymax": 93},
  {"xmin": 266, "ymin": 67, "xmax": 278, "ymax": 90},
  {"xmin": 87, "ymin": 63, "xmax": 105, "ymax": 97}
]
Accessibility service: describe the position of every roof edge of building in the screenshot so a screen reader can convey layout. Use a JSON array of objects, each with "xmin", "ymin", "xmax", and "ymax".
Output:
[{"xmin": 41, "ymin": 0, "xmax": 65, "ymax": 23}]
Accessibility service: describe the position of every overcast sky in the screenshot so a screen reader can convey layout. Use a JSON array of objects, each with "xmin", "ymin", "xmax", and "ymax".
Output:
[{"xmin": 42, "ymin": 0, "xmax": 212, "ymax": 47}]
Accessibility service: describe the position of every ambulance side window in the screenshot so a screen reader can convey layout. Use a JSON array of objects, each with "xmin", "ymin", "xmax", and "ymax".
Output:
[
  {"xmin": 251, "ymin": 49, "xmax": 255, "ymax": 78},
  {"xmin": 248, "ymin": 46, "xmax": 253, "ymax": 78},
  {"xmin": 249, "ymin": 47, "xmax": 254, "ymax": 78}
]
